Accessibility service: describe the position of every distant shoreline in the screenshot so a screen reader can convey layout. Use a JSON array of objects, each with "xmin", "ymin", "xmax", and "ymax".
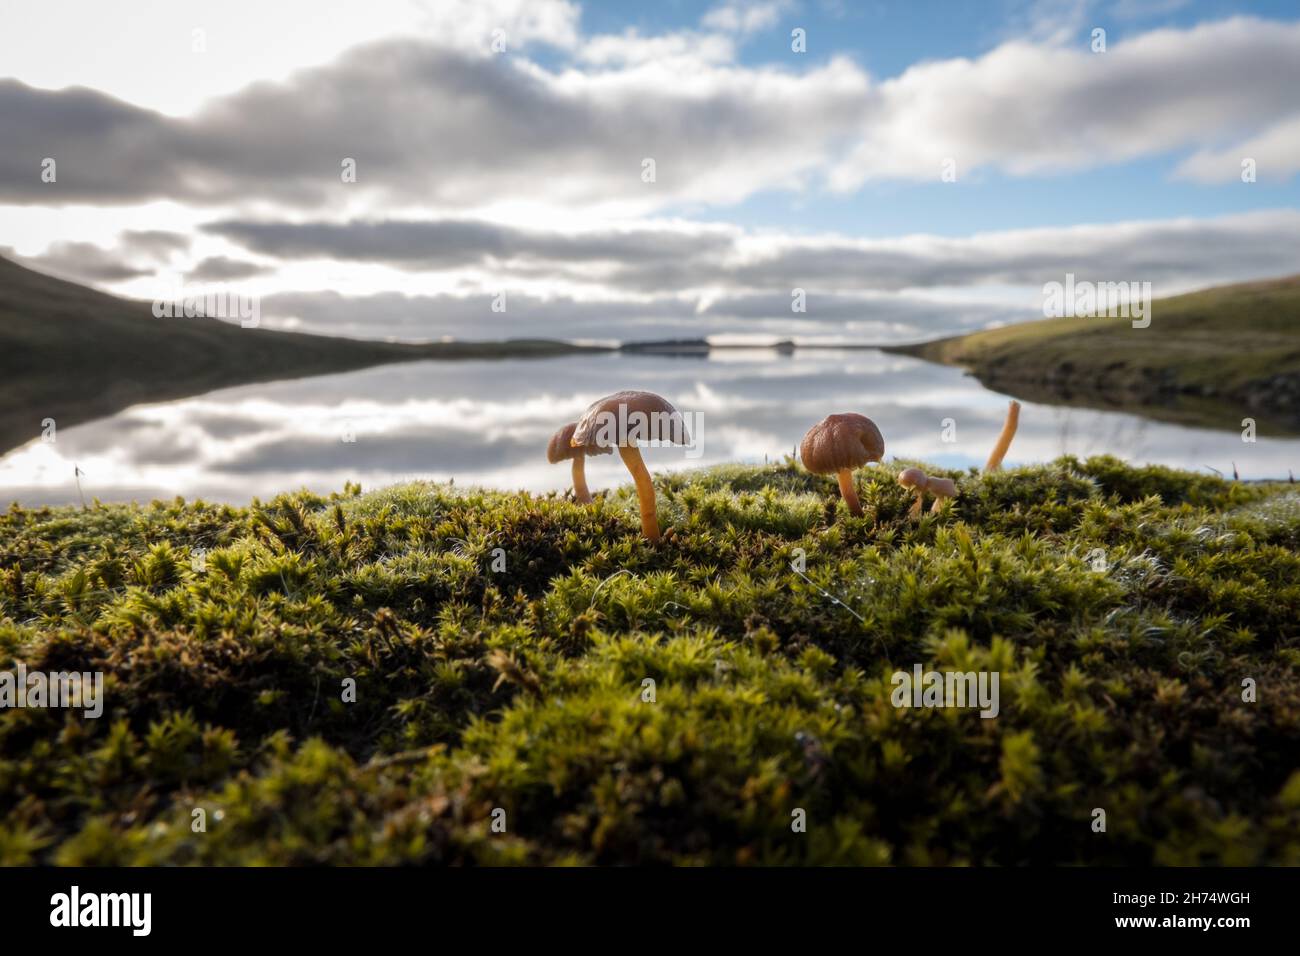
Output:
[
  {"xmin": 3, "ymin": 252, "xmax": 910, "ymax": 456},
  {"xmin": 0, "ymin": 255, "xmax": 617, "ymax": 457},
  {"xmin": 7, "ymin": 253, "xmax": 1300, "ymax": 458},
  {"xmin": 882, "ymin": 275, "xmax": 1300, "ymax": 437}
]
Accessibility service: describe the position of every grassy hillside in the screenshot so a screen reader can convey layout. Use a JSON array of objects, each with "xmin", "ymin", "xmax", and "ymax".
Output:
[
  {"xmin": 2, "ymin": 458, "xmax": 1299, "ymax": 865},
  {"xmin": 0, "ymin": 254, "xmax": 601, "ymax": 455},
  {"xmin": 886, "ymin": 276, "xmax": 1300, "ymax": 434}
]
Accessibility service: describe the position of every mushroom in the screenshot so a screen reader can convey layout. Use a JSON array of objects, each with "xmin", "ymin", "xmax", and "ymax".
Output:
[
  {"xmin": 547, "ymin": 421, "xmax": 611, "ymax": 504},
  {"xmin": 799, "ymin": 414, "xmax": 885, "ymax": 517},
  {"xmin": 926, "ymin": 475, "xmax": 958, "ymax": 512},
  {"xmin": 896, "ymin": 467, "xmax": 959, "ymax": 517},
  {"xmin": 571, "ymin": 390, "xmax": 689, "ymax": 541},
  {"xmin": 984, "ymin": 400, "xmax": 1021, "ymax": 471},
  {"xmin": 897, "ymin": 466, "xmax": 929, "ymax": 518}
]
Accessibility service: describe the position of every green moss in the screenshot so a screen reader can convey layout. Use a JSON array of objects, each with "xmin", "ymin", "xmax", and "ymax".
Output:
[{"xmin": 2, "ymin": 456, "xmax": 1298, "ymax": 865}]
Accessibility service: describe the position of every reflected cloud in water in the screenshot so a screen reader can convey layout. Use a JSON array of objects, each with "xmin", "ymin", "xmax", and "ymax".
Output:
[{"xmin": 3, "ymin": 350, "xmax": 1296, "ymax": 506}]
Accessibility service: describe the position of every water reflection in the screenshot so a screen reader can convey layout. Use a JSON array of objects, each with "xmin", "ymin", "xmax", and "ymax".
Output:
[{"xmin": 3, "ymin": 349, "xmax": 1295, "ymax": 506}]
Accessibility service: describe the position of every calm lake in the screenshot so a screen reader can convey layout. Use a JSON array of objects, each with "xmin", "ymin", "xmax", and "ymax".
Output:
[{"xmin": 5, "ymin": 348, "xmax": 1298, "ymax": 506}]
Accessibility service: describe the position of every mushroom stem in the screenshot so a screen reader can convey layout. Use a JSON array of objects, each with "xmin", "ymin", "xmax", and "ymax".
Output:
[
  {"xmin": 570, "ymin": 457, "xmax": 592, "ymax": 504},
  {"xmin": 836, "ymin": 468, "xmax": 863, "ymax": 516},
  {"xmin": 618, "ymin": 444, "xmax": 660, "ymax": 541},
  {"xmin": 930, "ymin": 496, "xmax": 947, "ymax": 513},
  {"xmin": 984, "ymin": 400, "xmax": 1022, "ymax": 472},
  {"xmin": 909, "ymin": 490, "xmax": 925, "ymax": 518}
]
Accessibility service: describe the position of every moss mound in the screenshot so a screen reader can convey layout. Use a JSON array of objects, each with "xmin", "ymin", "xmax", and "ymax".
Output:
[{"xmin": 2, "ymin": 456, "xmax": 1299, "ymax": 865}]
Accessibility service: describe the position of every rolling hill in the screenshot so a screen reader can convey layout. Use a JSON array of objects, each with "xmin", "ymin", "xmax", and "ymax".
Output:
[
  {"xmin": 0, "ymin": 254, "xmax": 601, "ymax": 456},
  {"xmin": 885, "ymin": 275, "xmax": 1300, "ymax": 434}
]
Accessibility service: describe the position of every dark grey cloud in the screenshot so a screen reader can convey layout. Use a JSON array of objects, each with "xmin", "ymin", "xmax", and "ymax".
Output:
[
  {"xmin": 120, "ymin": 229, "xmax": 191, "ymax": 259},
  {"xmin": 0, "ymin": 228, "xmax": 190, "ymax": 286},
  {"xmin": 186, "ymin": 255, "xmax": 271, "ymax": 281},
  {"xmin": 2, "ymin": 228, "xmax": 193, "ymax": 286},
  {"xmin": 0, "ymin": 40, "xmax": 862, "ymax": 208},
  {"xmin": 222, "ymin": 210, "xmax": 1300, "ymax": 301},
  {"xmin": 203, "ymin": 218, "xmax": 734, "ymax": 269},
  {"xmin": 4, "ymin": 239, "xmax": 153, "ymax": 283},
  {"xmin": 0, "ymin": 81, "xmax": 190, "ymax": 203}
]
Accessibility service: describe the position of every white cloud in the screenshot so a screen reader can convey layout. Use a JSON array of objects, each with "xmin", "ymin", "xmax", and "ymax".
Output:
[
  {"xmin": 1006, "ymin": 0, "xmax": 1094, "ymax": 44},
  {"xmin": 829, "ymin": 16, "xmax": 1300, "ymax": 189},
  {"xmin": 0, "ymin": 0, "xmax": 581, "ymax": 115},
  {"xmin": 701, "ymin": 0, "xmax": 791, "ymax": 35},
  {"xmin": 576, "ymin": 30, "xmax": 737, "ymax": 68},
  {"xmin": 2, "ymin": 16, "xmax": 1298, "ymax": 214},
  {"xmin": 1174, "ymin": 114, "xmax": 1300, "ymax": 183}
]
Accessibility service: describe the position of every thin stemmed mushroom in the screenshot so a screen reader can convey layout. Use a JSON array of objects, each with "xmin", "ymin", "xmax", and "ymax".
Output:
[
  {"xmin": 799, "ymin": 414, "xmax": 884, "ymax": 516},
  {"xmin": 571, "ymin": 390, "xmax": 689, "ymax": 541},
  {"xmin": 897, "ymin": 467, "xmax": 929, "ymax": 518},
  {"xmin": 547, "ymin": 421, "xmax": 611, "ymax": 504},
  {"xmin": 926, "ymin": 475, "xmax": 958, "ymax": 512},
  {"xmin": 984, "ymin": 400, "xmax": 1021, "ymax": 471},
  {"xmin": 898, "ymin": 467, "xmax": 958, "ymax": 517}
]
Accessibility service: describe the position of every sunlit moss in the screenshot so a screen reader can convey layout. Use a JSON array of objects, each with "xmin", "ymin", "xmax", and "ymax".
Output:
[{"xmin": 2, "ymin": 456, "xmax": 1298, "ymax": 865}]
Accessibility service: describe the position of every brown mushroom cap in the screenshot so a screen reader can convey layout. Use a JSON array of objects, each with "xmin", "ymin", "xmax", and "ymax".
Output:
[
  {"xmin": 799, "ymin": 414, "xmax": 885, "ymax": 474},
  {"xmin": 927, "ymin": 476, "xmax": 958, "ymax": 498},
  {"xmin": 572, "ymin": 390, "xmax": 690, "ymax": 447},
  {"xmin": 897, "ymin": 467, "xmax": 928, "ymax": 490},
  {"xmin": 547, "ymin": 422, "xmax": 612, "ymax": 463}
]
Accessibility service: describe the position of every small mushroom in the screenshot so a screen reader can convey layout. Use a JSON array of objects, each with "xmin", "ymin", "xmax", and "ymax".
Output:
[
  {"xmin": 896, "ymin": 467, "xmax": 959, "ymax": 517},
  {"xmin": 897, "ymin": 467, "xmax": 929, "ymax": 518},
  {"xmin": 547, "ymin": 421, "xmax": 611, "ymax": 504},
  {"xmin": 799, "ymin": 413, "xmax": 885, "ymax": 516},
  {"xmin": 571, "ymin": 390, "xmax": 689, "ymax": 541},
  {"xmin": 984, "ymin": 400, "xmax": 1021, "ymax": 471},
  {"xmin": 926, "ymin": 475, "xmax": 958, "ymax": 512}
]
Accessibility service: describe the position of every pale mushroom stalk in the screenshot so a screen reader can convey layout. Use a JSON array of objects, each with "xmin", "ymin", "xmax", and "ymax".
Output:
[
  {"xmin": 910, "ymin": 492, "xmax": 924, "ymax": 517},
  {"xmin": 570, "ymin": 457, "xmax": 592, "ymax": 504},
  {"xmin": 618, "ymin": 444, "xmax": 659, "ymax": 541},
  {"xmin": 547, "ymin": 421, "xmax": 611, "ymax": 504},
  {"xmin": 836, "ymin": 469, "xmax": 863, "ymax": 517},
  {"xmin": 985, "ymin": 400, "xmax": 1022, "ymax": 471}
]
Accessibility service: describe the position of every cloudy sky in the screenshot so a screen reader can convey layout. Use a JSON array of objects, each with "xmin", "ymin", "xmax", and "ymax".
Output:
[{"xmin": 2, "ymin": 0, "xmax": 1298, "ymax": 344}]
